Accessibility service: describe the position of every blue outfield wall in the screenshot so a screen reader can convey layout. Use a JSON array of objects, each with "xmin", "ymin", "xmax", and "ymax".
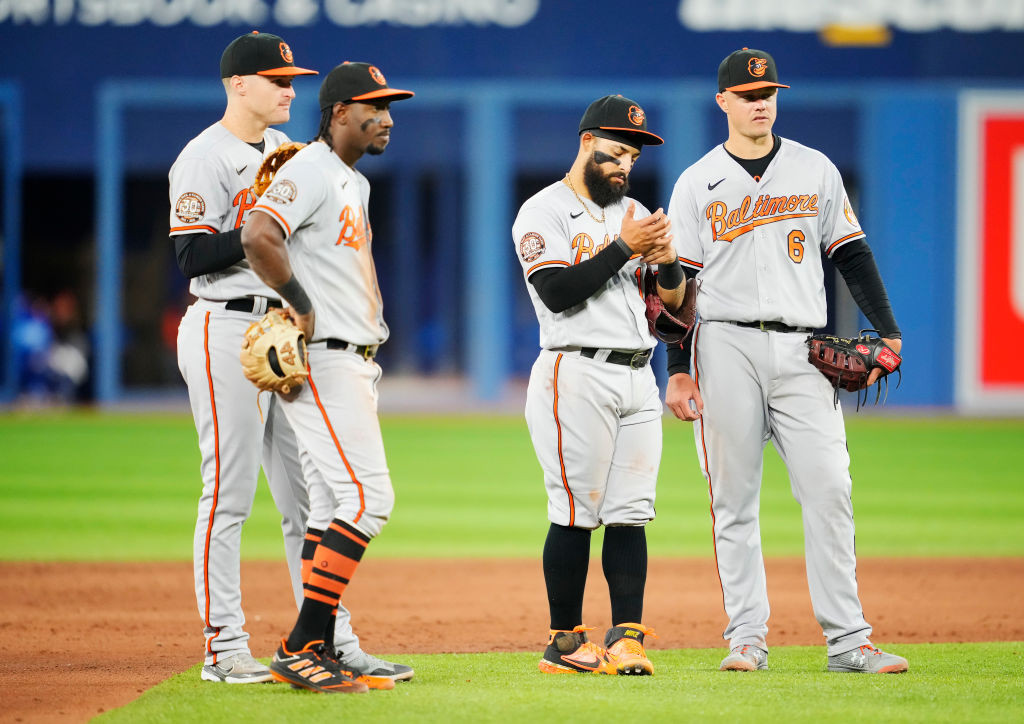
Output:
[
  {"xmin": 90, "ymin": 79, "xmax": 962, "ymax": 406},
  {"xmin": 860, "ymin": 89, "xmax": 959, "ymax": 407}
]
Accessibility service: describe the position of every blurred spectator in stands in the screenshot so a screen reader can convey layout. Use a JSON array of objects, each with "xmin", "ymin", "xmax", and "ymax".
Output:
[{"xmin": 12, "ymin": 290, "xmax": 90, "ymax": 403}]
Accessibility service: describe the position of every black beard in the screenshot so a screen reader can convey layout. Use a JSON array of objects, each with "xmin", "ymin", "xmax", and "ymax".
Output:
[
  {"xmin": 365, "ymin": 144, "xmax": 386, "ymax": 156},
  {"xmin": 583, "ymin": 156, "xmax": 629, "ymax": 207}
]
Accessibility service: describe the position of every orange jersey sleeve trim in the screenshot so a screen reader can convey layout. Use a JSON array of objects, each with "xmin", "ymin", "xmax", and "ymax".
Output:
[
  {"xmin": 171, "ymin": 224, "xmax": 217, "ymax": 234},
  {"xmin": 825, "ymin": 231, "xmax": 866, "ymax": 255},
  {"xmin": 252, "ymin": 205, "xmax": 292, "ymax": 237},
  {"xmin": 679, "ymin": 256, "xmax": 703, "ymax": 269},
  {"xmin": 527, "ymin": 259, "xmax": 570, "ymax": 275}
]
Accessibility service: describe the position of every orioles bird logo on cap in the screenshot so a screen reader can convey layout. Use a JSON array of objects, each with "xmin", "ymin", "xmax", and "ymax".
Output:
[
  {"xmin": 747, "ymin": 57, "xmax": 768, "ymax": 78},
  {"xmin": 627, "ymin": 105, "xmax": 645, "ymax": 126},
  {"xmin": 280, "ymin": 42, "xmax": 294, "ymax": 63},
  {"xmin": 369, "ymin": 66, "xmax": 387, "ymax": 85}
]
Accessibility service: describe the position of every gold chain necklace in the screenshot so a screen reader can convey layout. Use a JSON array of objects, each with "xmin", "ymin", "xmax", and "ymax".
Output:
[{"xmin": 563, "ymin": 174, "xmax": 605, "ymax": 224}]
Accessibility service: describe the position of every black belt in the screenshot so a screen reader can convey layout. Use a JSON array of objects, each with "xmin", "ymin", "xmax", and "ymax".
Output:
[
  {"xmin": 324, "ymin": 338, "xmax": 379, "ymax": 360},
  {"xmin": 580, "ymin": 347, "xmax": 652, "ymax": 369},
  {"xmin": 731, "ymin": 320, "xmax": 811, "ymax": 334},
  {"xmin": 224, "ymin": 296, "xmax": 282, "ymax": 314}
]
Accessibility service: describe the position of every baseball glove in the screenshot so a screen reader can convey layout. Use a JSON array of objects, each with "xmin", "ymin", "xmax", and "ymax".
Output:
[
  {"xmin": 251, "ymin": 141, "xmax": 306, "ymax": 197},
  {"xmin": 806, "ymin": 329, "xmax": 902, "ymax": 406},
  {"xmin": 240, "ymin": 309, "xmax": 309, "ymax": 395},
  {"xmin": 643, "ymin": 269, "xmax": 698, "ymax": 344}
]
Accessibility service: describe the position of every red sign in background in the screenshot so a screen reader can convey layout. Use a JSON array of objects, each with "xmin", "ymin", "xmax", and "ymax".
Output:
[{"xmin": 981, "ymin": 117, "xmax": 1024, "ymax": 385}]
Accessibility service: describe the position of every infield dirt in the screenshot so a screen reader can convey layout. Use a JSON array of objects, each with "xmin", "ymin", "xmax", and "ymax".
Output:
[{"xmin": 1, "ymin": 557, "xmax": 1021, "ymax": 722}]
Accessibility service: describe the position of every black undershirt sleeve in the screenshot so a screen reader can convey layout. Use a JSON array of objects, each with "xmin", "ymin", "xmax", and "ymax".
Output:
[
  {"xmin": 172, "ymin": 229, "xmax": 246, "ymax": 279},
  {"xmin": 666, "ymin": 265, "xmax": 700, "ymax": 375},
  {"xmin": 830, "ymin": 239, "xmax": 902, "ymax": 339},
  {"xmin": 528, "ymin": 237, "xmax": 632, "ymax": 313}
]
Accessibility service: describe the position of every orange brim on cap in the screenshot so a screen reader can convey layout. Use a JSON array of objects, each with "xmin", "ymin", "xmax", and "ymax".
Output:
[
  {"xmin": 724, "ymin": 81, "xmax": 790, "ymax": 92},
  {"xmin": 257, "ymin": 66, "xmax": 319, "ymax": 76},
  {"xmin": 598, "ymin": 126, "xmax": 665, "ymax": 145},
  {"xmin": 350, "ymin": 87, "xmax": 415, "ymax": 101}
]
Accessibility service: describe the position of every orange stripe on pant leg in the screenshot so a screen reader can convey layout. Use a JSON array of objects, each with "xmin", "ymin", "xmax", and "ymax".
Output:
[
  {"xmin": 693, "ymin": 324, "xmax": 726, "ymax": 611},
  {"xmin": 201, "ymin": 311, "xmax": 222, "ymax": 658},
  {"xmin": 552, "ymin": 353, "xmax": 575, "ymax": 527},
  {"xmin": 307, "ymin": 370, "xmax": 366, "ymax": 523}
]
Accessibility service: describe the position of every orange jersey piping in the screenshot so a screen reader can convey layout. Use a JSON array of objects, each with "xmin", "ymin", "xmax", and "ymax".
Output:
[
  {"xmin": 527, "ymin": 259, "xmax": 570, "ymax": 275},
  {"xmin": 825, "ymin": 231, "xmax": 865, "ymax": 255},
  {"xmin": 252, "ymin": 205, "xmax": 292, "ymax": 237},
  {"xmin": 171, "ymin": 224, "xmax": 217, "ymax": 234}
]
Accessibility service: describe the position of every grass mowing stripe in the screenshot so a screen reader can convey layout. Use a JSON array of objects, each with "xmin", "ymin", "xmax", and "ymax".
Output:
[
  {"xmin": 1, "ymin": 413, "xmax": 1022, "ymax": 560},
  {"xmin": 97, "ymin": 642, "xmax": 1024, "ymax": 723}
]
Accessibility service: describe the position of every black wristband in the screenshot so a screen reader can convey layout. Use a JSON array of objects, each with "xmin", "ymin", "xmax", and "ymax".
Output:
[
  {"xmin": 278, "ymin": 274, "xmax": 313, "ymax": 316},
  {"xmin": 657, "ymin": 259, "xmax": 684, "ymax": 289}
]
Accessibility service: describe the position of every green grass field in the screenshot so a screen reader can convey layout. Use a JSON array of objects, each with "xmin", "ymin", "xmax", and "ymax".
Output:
[
  {"xmin": 1, "ymin": 413, "xmax": 1022, "ymax": 560},
  {"xmin": 2, "ymin": 412, "xmax": 1023, "ymax": 722},
  {"xmin": 101, "ymin": 644, "xmax": 1024, "ymax": 723}
]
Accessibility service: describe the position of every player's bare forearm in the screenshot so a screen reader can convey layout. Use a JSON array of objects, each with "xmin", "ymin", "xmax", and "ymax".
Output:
[
  {"xmin": 242, "ymin": 210, "xmax": 293, "ymax": 289},
  {"xmin": 665, "ymin": 372, "xmax": 703, "ymax": 421},
  {"xmin": 242, "ymin": 211, "xmax": 316, "ymax": 337},
  {"xmin": 657, "ymin": 280, "xmax": 685, "ymax": 311}
]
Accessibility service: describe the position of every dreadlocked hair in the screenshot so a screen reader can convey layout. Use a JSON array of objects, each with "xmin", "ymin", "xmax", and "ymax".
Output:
[{"xmin": 312, "ymin": 107, "xmax": 333, "ymax": 146}]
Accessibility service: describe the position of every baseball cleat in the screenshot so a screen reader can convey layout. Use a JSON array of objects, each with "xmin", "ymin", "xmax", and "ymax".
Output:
[
  {"xmin": 538, "ymin": 625, "xmax": 616, "ymax": 674},
  {"xmin": 604, "ymin": 623, "xmax": 656, "ymax": 675},
  {"xmin": 338, "ymin": 650, "xmax": 413, "ymax": 689},
  {"xmin": 200, "ymin": 652, "xmax": 273, "ymax": 683},
  {"xmin": 720, "ymin": 644, "xmax": 768, "ymax": 671},
  {"xmin": 270, "ymin": 639, "xmax": 369, "ymax": 693},
  {"xmin": 828, "ymin": 645, "xmax": 908, "ymax": 674}
]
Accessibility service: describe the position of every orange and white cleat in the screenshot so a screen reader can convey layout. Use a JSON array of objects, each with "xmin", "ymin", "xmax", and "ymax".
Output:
[
  {"xmin": 538, "ymin": 625, "xmax": 616, "ymax": 675},
  {"xmin": 604, "ymin": 623, "xmax": 657, "ymax": 675}
]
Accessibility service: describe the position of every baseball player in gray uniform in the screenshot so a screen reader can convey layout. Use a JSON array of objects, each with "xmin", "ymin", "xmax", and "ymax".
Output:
[
  {"xmin": 171, "ymin": 34, "xmax": 409, "ymax": 686},
  {"xmin": 664, "ymin": 48, "xmax": 907, "ymax": 674},
  {"xmin": 241, "ymin": 61, "xmax": 414, "ymax": 694},
  {"xmin": 514, "ymin": 96, "xmax": 685, "ymax": 676}
]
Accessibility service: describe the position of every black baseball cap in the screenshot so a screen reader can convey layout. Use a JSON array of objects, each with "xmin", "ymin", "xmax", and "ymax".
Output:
[
  {"xmin": 220, "ymin": 31, "xmax": 317, "ymax": 78},
  {"xmin": 578, "ymin": 95, "xmax": 663, "ymax": 148},
  {"xmin": 318, "ymin": 62, "xmax": 415, "ymax": 110},
  {"xmin": 718, "ymin": 48, "xmax": 790, "ymax": 93}
]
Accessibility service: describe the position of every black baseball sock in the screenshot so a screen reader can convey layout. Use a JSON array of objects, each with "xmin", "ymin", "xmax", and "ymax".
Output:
[
  {"xmin": 542, "ymin": 523, "xmax": 592, "ymax": 631},
  {"xmin": 602, "ymin": 524, "xmax": 647, "ymax": 625}
]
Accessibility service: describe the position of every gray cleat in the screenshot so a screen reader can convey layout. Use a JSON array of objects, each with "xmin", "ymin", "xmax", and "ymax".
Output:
[
  {"xmin": 720, "ymin": 644, "xmax": 768, "ymax": 671},
  {"xmin": 201, "ymin": 652, "xmax": 273, "ymax": 683},
  {"xmin": 828, "ymin": 645, "xmax": 908, "ymax": 674},
  {"xmin": 339, "ymin": 650, "xmax": 414, "ymax": 687}
]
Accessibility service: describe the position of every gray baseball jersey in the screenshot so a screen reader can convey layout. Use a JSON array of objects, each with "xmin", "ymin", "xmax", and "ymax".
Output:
[
  {"xmin": 669, "ymin": 137, "xmax": 864, "ymax": 329},
  {"xmin": 170, "ymin": 123, "xmax": 290, "ymax": 300},
  {"xmin": 254, "ymin": 141, "xmax": 388, "ymax": 346},
  {"xmin": 514, "ymin": 180, "xmax": 656, "ymax": 351}
]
